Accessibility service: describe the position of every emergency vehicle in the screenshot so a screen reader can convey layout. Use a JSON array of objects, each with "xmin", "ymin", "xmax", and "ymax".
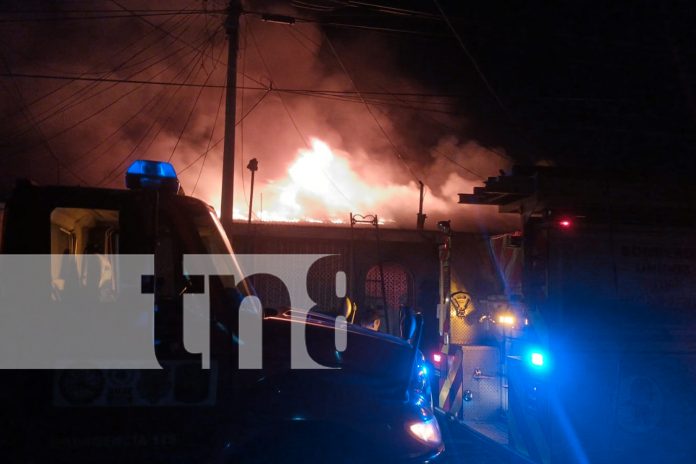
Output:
[
  {"xmin": 434, "ymin": 166, "xmax": 696, "ymax": 464},
  {"xmin": 0, "ymin": 160, "xmax": 444, "ymax": 463}
]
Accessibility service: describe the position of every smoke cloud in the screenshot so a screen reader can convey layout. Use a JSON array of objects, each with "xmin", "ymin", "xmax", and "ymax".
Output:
[{"xmin": 0, "ymin": 1, "xmax": 516, "ymax": 232}]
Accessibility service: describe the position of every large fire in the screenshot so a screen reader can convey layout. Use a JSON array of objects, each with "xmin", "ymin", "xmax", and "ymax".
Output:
[
  {"xmin": 202, "ymin": 137, "xmax": 507, "ymax": 230},
  {"xmin": 241, "ymin": 138, "xmax": 412, "ymax": 225}
]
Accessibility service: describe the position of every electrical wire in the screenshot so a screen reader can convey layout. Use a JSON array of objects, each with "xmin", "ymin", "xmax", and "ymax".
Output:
[
  {"xmin": 138, "ymin": 32, "xmax": 222, "ymax": 158},
  {"xmin": 0, "ymin": 10, "xmax": 219, "ymax": 23},
  {"xmin": 248, "ymin": 20, "xmax": 352, "ymax": 205},
  {"xmin": 433, "ymin": 148, "xmax": 485, "ymax": 179},
  {"xmin": 0, "ymin": 71, "xmax": 478, "ymax": 100},
  {"xmin": 277, "ymin": 89, "xmax": 462, "ymax": 114},
  {"xmin": 0, "ymin": 10, "xmax": 202, "ymax": 180},
  {"xmin": 77, "ymin": 44, "xmax": 206, "ymax": 173},
  {"xmin": 68, "ymin": 35, "xmax": 210, "ymax": 172},
  {"xmin": 178, "ymin": 89, "xmax": 271, "ymax": 175},
  {"xmin": 286, "ymin": 27, "xmax": 318, "ymax": 56},
  {"xmin": 431, "ymin": 0, "xmax": 511, "ymax": 118},
  {"xmin": 1, "ymin": 32, "xmax": 212, "ymax": 163},
  {"xmin": 6, "ymin": 21, "xmax": 193, "ymax": 77},
  {"xmin": 239, "ymin": 15, "xmax": 251, "ymax": 215},
  {"xmin": 369, "ymin": 81, "xmax": 512, "ymax": 165},
  {"xmin": 323, "ymin": 30, "xmax": 422, "ymax": 183},
  {"xmin": 337, "ymin": 1, "xmax": 441, "ymax": 20},
  {"xmin": 0, "ymin": 8, "xmax": 217, "ymax": 14},
  {"xmin": 167, "ymin": 29, "xmax": 227, "ymax": 163},
  {"xmin": 0, "ymin": 13, "xmax": 204, "ymax": 145},
  {"xmin": 192, "ymin": 85, "xmax": 225, "ymax": 195},
  {"xmin": 0, "ymin": 71, "xmax": 261, "ymax": 89},
  {"xmin": 108, "ymin": 0, "xmax": 266, "ymax": 88},
  {"xmin": 243, "ymin": 10, "xmax": 448, "ymax": 38},
  {"xmin": 97, "ymin": 29, "xmax": 221, "ymax": 187},
  {"xmin": 0, "ymin": 8, "xmax": 199, "ymax": 138},
  {"xmin": 0, "ymin": 55, "xmax": 89, "ymax": 184}
]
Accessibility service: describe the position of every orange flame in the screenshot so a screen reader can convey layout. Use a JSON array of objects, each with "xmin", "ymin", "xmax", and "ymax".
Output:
[{"xmin": 257, "ymin": 137, "xmax": 395, "ymax": 224}]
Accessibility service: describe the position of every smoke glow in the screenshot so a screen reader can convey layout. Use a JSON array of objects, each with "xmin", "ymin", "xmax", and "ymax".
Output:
[{"xmin": 0, "ymin": 1, "xmax": 516, "ymax": 232}]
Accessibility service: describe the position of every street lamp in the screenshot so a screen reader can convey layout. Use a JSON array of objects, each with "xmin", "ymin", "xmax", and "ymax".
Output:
[{"xmin": 246, "ymin": 158, "xmax": 258, "ymax": 224}]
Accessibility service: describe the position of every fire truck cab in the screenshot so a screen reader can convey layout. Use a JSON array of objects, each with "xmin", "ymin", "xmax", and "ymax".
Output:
[
  {"xmin": 0, "ymin": 161, "xmax": 444, "ymax": 463},
  {"xmin": 435, "ymin": 166, "xmax": 696, "ymax": 464}
]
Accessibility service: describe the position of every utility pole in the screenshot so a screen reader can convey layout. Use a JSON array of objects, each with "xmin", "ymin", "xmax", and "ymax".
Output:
[{"xmin": 220, "ymin": 0, "xmax": 241, "ymax": 235}]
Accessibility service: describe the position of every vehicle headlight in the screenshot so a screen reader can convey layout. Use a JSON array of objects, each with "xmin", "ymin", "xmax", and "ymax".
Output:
[{"xmin": 407, "ymin": 417, "xmax": 442, "ymax": 446}]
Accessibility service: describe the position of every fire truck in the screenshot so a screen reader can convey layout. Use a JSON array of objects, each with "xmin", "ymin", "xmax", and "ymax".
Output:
[
  {"xmin": 0, "ymin": 160, "xmax": 443, "ymax": 463},
  {"xmin": 433, "ymin": 166, "xmax": 696, "ymax": 464}
]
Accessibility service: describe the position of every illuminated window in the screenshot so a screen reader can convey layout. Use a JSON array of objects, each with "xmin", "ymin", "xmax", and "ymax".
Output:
[{"xmin": 50, "ymin": 208, "xmax": 119, "ymax": 302}]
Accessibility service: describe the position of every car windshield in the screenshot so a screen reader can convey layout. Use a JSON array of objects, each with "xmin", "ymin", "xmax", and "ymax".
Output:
[
  {"xmin": 190, "ymin": 208, "xmax": 234, "ymax": 256},
  {"xmin": 165, "ymin": 198, "xmax": 239, "ymax": 293}
]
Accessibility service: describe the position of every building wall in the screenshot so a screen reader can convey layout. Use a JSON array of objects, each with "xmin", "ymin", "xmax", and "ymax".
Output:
[{"xmin": 230, "ymin": 223, "xmax": 502, "ymax": 337}]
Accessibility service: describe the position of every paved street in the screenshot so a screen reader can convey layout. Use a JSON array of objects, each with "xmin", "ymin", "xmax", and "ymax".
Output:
[{"xmin": 437, "ymin": 414, "xmax": 533, "ymax": 464}]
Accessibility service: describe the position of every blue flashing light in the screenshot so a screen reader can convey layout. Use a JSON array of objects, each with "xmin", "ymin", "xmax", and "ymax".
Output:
[
  {"xmin": 531, "ymin": 352, "xmax": 544, "ymax": 366},
  {"xmin": 127, "ymin": 159, "xmax": 177, "ymax": 178},
  {"xmin": 125, "ymin": 160, "xmax": 180, "ymax": 193},
  {"xmin": 525, "ymin": 347, "xmax": 550, "ymax": 372}
]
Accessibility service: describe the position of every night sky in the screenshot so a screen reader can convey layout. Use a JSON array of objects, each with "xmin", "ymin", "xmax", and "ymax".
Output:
[
  {"xmin": 1, "ymin": 1, "xmax": 695, "ymax": 229},
  {"xmin": 324, "ymin": 0, "xmax": 696, "ymax": 172}
]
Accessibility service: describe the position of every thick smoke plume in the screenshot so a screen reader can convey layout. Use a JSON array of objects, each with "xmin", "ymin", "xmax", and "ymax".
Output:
[{"xmin": 0, "ymin": 0, "xmax": 515, "ymax": 231}]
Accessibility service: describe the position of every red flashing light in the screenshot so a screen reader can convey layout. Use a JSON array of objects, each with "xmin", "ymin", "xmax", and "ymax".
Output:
[
  {"xmin": 432, "ymin": 353, "xmax": 442, "ymax": 364},
  {"xmin": 558, "ymin": 218, "xmax": 573, "ymax": 229}
]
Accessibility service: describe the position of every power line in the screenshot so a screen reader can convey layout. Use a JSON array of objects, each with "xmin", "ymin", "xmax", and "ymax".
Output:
[
  {"xmin": 319, "ymin": 20, "xmax": 446, "ymax": 38},
  {"xmin": 432, "ymin": 0, "xmax": 540, "ymax": 164},
  {"xmin": 178, "ymin": 89, "xmax": 271, "ymax": 176},
  {"xmin": 1, "ymin": 70, "xmax": 474, "ymax": 116},
  {"xmin": 77, "ymin": 83, "xmax": 174, "ymax": 172},
  {"xmin": 108, "ymin": 0, "xmax": 266, "ymax": 88},
  {"xmin": 167, "ymin": 29, "xmax": 227, "ymax": 163},
  {"xmin": 192, "ymin": 84, "xmax": 225, "ymax": 195},
  {"xmin": 98, "ymin": 31, "xmax": 221, "ymax": 187},
  {"xmin": 0, "ymin": 71, "xmax": 248, "ymax": 89},
  {"xmin": 249, "ymin": 25, "xmax": 307, "ymax": 149},
  {"xmin": 1, "ymin": 32, "xmax": 212, "ymax": 161},
  {"xmin": 248, "ymin": 20, "xmax": 352, "ymax": 205},
  {"xmin": 332, "ymin": 1, "xmax": 442, "ymax": 20},
  {"xmin": 138, "ymin": 33, "xmax": 224, "ymax": 159},
  {"xmin": 286, "ymin": 27, "xmax": 318, "ymax": 56},
  {"xmin": 292, "ymin": 23, "xmax": 323, "ymax": 49},
  {"xmin": 0, "ymin": 71, "xmax": 477, "ymax": 99},
  {"xmin": 77, "ymin": 43, "xmax": 208, "ymax": 174},
  {"xmin": 431, "ymin": 0, "xmax": 511, "ymax": 118},
  {"xmin": 0, "ymin": 10, "xmax": 220, "ymax": 23},
  {"xmin": 0, "ymin": 55, "xmax": 89, "ymax": 184},
  {"xmin": 0, "ymin": 7, "xmax": 198, "ymax": 128},
  {"xmin": 0, "ymin": 8, "xmax": 218, "ymax": 14},
  {"xmin": 323, "ymin": 31, "xmax": 422, "ymax": 183},
  {"xmin": 370, "ymin": 81, "xmax": 513, "ymax": 163},
  {"xmin": 239, "ymin": 15, "xmax": 252, "ymax": 216},
  {"xmin": 1, "ymin": 13, "xmax": 205, "ymax": 145},
  {"xmin": 104, "ymin": 28, "xmax": 271, "ymax": 188},
  {"xmin": 243, "ymin": 10, "xmax": 448, "ymax": 38},
  {"xmin": 433, "ymin": 148, "xmax": 485, "ymax": 180},
  {"xmin": 279, "ymin": 89, "xmax": 463, "ymax": 115}
]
